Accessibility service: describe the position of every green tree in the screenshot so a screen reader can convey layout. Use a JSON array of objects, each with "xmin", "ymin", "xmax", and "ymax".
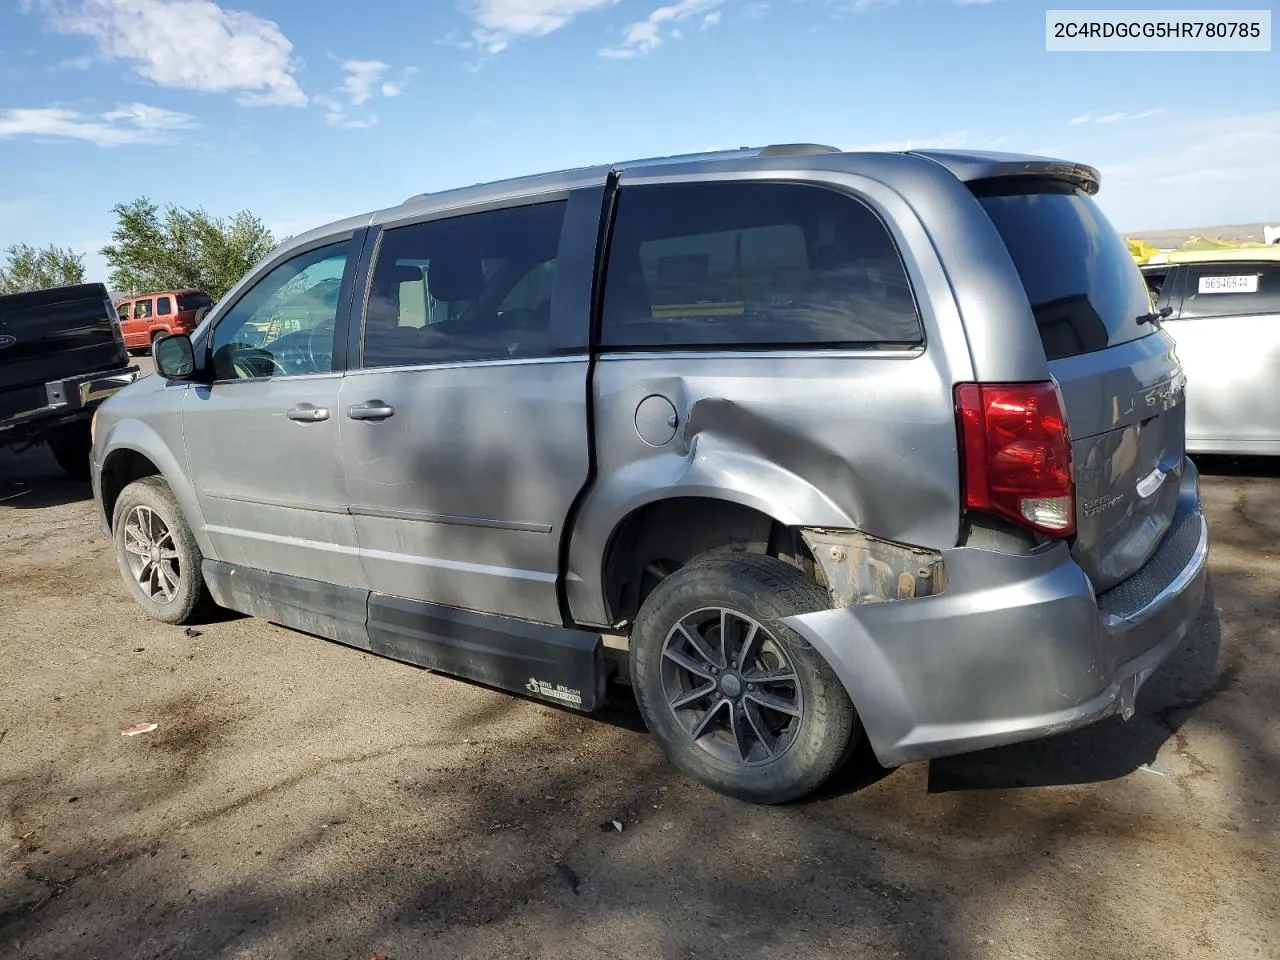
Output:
[
  {"xmin": 0, "ymin": 243, "xmax": 87, "ymax": 294},
  {"xmin": 100, "ymin": 197, "xmax": 278, "ymax": 301}
]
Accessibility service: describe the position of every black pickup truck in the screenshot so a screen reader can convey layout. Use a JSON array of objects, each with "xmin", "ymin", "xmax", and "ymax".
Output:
[{"xmin": 0, "ymin": 283, "xmax": 139, "ymax": 479}]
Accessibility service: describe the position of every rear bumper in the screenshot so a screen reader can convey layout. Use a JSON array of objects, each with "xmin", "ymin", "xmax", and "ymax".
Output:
[
  {"xmin": 0, "ymin": 366, "xmax": 139, "ymax": 437},
  {"xmin": 783, "ymin": 459, "xmax": 1209, "ymax": 767}
]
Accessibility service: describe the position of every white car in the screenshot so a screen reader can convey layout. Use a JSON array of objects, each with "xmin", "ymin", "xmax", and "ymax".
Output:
[{"xmin": 1142, "ymin": 248, "xmax": 1280, "ymax": 455}]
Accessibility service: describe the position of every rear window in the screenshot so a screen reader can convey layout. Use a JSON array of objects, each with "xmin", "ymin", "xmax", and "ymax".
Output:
[
  {"xmin": 1178, "ymin": 263, "xmax": 1280, "ymax": 319},
  {"xmin": 601, "ymin": 180, "xmax": 922, "ymax": 349},
  {"xmin": 974, "ymin": 180, "xmax": 1154, "ymax": 361},
  {"xmin": 178, "ymin": 292, "xmax": 213, "ymax": 311}
]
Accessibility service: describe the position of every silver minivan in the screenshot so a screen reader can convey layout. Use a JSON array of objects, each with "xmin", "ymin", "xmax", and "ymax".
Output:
[{"xmin": 91, "ymin": 145, "xmax": 1208, "ymax": 803}]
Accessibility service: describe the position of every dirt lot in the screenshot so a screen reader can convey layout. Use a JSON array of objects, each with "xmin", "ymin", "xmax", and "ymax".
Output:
[{"xmin": 1, "ymin": 441, "xmax": 1277, "ymax": 960}]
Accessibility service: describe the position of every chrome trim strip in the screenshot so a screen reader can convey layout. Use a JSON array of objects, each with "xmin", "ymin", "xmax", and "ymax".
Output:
[
  {"xmin": 206, "ymin": 492, "xmax": 350, "ymax": 515},
  {"xmin": 202, "ymin": 525, "xmax": 362, "ymax": 554},
  {"xmin": 595, "ymin": 347, "xmax": 924, "ymax": 362},
  {"xmin": 357, "ymin": 546, "xmax": 556, "ymax": 583},
  {"xmin": 348, "ymin": 504, "xmax": 552, "ymax": 533},
  {"xmin": 343, "ymin": 354, "xmax": 586, "ymax": 375}
]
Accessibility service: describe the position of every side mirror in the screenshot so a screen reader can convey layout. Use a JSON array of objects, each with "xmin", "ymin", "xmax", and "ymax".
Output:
[{"xmin": 153, "ymin": 334, "xmax": 197, "ymax": 380}]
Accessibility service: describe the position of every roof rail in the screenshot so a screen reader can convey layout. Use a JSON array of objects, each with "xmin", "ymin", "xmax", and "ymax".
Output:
[
  {"xmin": 402, "ymin": 192, "xmax": 430, "ymax": 204},
  {"xmin": 757, "ymin": 143, "xmax": 841, "ymax": 157}
]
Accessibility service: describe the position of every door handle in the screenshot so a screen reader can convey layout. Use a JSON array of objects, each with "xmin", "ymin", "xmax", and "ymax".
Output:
[
  {"xmin": 347, "ymin": 400, "xmax": 395, "ymax": 421},
  {"xmin": 286, "ymin": 404, "xmax": 329, "ymax": 422}
]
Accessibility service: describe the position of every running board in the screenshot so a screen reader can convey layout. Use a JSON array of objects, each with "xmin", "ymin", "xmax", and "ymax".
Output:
[
  {"xmin": 200, "ymin": 561, "xmax": 606, "ymax": 712},
  {"xmin": 368, "ymin": 595, "xmax": 605, "ymax": 712},
  {"xmin": 203, "ymin": 560, "xmax": 371, "ymax": 651}
]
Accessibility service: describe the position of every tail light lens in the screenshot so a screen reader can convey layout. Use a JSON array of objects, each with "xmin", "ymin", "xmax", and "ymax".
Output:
[{"xmin": 955, "ymin": 381, "xmax": 1075, "ymax": 536}]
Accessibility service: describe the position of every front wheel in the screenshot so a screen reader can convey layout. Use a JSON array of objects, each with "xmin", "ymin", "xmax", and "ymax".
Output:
[
  {"xmin": 630, "ymin": 554, "xmax": 860, "ymax": 804},
  {"xmin": 112, "ymin": 476, "xmax": 207, "ymax": 624}
]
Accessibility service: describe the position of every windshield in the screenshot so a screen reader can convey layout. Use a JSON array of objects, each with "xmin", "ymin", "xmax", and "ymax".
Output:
[{"xmin": 974, "ymin": 180, "xmax": 1154, "ymax": 361}]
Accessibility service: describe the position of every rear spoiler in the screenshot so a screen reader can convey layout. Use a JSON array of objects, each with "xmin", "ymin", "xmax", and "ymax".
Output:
[{"xmin": 908, "ymin": 150, "xmax": 1101, "ymax": 195}]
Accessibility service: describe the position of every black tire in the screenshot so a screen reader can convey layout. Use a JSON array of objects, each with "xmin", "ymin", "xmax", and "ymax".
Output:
[
  {"xmin": 193, "ymin": 306, "xmax": 211, "ymax": 325},
  {"xmin": 630, "ymin": 554, "xmax": 860, "ymax": 804},
  {"xmin": 46, "ymin": 422, "xmax": 92, "ymax": 480},
  {"xmin": 112, "ymin": 476, "xmax": 207, "ymax": 624},
  {"xmin": 150, "ymin": 332, "xmax": 166, "ymax": 356}
]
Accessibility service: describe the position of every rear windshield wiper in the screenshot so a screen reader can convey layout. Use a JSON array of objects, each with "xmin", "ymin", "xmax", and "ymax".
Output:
[{"xmin": 1136, "ymin": 306, "xmax": 1172, "ymax": 326}]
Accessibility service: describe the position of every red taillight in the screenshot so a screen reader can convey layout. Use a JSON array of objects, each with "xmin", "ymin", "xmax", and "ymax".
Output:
[{"xmin": 954, "ymin": 380, "xmax": 1075, "ymax": 536}]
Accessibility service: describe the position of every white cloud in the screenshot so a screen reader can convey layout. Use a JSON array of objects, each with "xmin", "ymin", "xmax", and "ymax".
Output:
[
  {"xmin": 1099, "ymin": 111, "xmax": 1280, "ymax": 230},
  {"xmin": 464, "ymin": 0, "xmax": 621, "ymax": 54},
  {"xmin": 1070, "ymin": 109, "xmax": 1164, "ymax": 127},
  {"xmin": 317, "ymin": 60, "xmax": 410, "ymax": 128},
  {"xmin": 703, "ymin": 10, "xmax": 721, "ymax": 26},
  {"xmin": 339, "ymin": 59, "xmax": 388, "ymax": 106},
  {"xmin": 37, "ymin": 0, "xmax": 306, "ymax": 106},
  {"xmin": 1097, "ymin": 108, "xmax": 1164, "ymax": 124},
  {"xmin": 0, "ymin": 103, "xmax": 195, "ymax": 145},
  {"xmin": 101, "ymin": 101, "xmax": 196, "ymax": 129},
  {"xmin": 599, "ymin": 0, "xmax": 723, "ymax": 59},
  {"xmin": 854, "ymin": 0, "xmax": 1002, "ymax": 9},
  {"xmin": 842, "ymin": 129, "xmax": 1007, "ymax": 152}
]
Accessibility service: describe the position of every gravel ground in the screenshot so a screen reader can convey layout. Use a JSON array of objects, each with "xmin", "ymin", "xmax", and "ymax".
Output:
[{"xmin": 1, "ymin": 444, "xmax": 1277, "ymax": 960}]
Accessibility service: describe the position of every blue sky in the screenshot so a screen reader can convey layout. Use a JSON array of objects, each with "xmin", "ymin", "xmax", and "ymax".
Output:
[{"xmin": 1, "ymin": 0, "xmax": 1277, "ymax": 285}]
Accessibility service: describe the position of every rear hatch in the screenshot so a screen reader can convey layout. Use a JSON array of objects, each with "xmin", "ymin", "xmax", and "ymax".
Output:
[
  {"xmin": 975, "ymin": 180, "xmax": 1185, "ymax": 591},
  {"xmin": 175, "ymin": 291, "xmax": 214, "ymax": 327},
  {"xmin": 0, "ymin": 283, "xmax": 128, "ymax": 393}
]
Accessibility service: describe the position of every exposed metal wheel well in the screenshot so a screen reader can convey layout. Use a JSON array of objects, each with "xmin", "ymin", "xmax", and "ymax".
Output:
[
  {"xmin": 602, "ymin": 498, "xmax": 818, "ymax": 628},
  {"xmin": 100, "ymin": 449, "xmax": 162, "ymax": 529}
]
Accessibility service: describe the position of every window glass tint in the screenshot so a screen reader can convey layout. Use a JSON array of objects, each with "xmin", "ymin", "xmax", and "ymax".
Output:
[
  {"xmin": 209, "ymin": 241, "xmax": 349, "ymax": 381},
  {"xmin": 117, "ymin": 303, "xmax": 130, "ymax": 321},
  {"xmin": 134, "ymin": 299, "xmax": 152, "ymax": 319},
  {"xmin": 156, "ymin": 296, "xmax": 172, "ymax": 315},
  {"xmin": 1142, "ymin": 266, "xmax": 1170, "ymax": 301},
  {"xmin": 1178, "ymin": 264, "xmax": 1280, "ymax": 319},
  {"xmin": 178, "ymin": 292, "xmax": 213, "ymax": 311},
  {"xmin": 600, "ymin": 181, "xmax": 921, "ymax": 349},
  {"xmin": 362, "ymin": 201, "xmax": 566, "ymax": 368},
  {"xmin": 975, "ymin": 181, "xmax": 1153, "ymax": 361}
]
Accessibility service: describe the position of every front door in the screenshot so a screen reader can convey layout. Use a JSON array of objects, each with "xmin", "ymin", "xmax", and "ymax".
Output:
[
  {"xmin": 339, "ymin": 198, "xmax": 593, "ymax": 624},
  {"xmin": 183, "ymin": 237, "xmax": 366, "ymax": 589}
]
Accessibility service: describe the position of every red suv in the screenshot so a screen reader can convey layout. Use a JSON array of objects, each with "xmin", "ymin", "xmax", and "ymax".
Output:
[{"xmin": 115, "ymin": 290, "xmax": 214, "ymax": 355}]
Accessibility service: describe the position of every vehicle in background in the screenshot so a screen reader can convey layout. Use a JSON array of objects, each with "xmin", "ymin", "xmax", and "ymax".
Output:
[
  {"xmin": 1, "ymin": 283, "xmax": 138, "ymax": 478},
  {"xmin": 115, "ymin": 290, "xmax": 214, "ymax": 355},
  {"xmin": 92, "ymin": 145, "xmax": 1207, "ymax": 803},
  {"xmin": 1143, "ymin": 245, "xmax": 1280, "ymax": 455}
]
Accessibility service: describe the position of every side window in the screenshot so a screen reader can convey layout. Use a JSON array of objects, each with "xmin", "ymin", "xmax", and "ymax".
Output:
[
  {"xmin": 600, "ymin": 181, "xmax": 922, "ymax": 349},
  {"xmin": 1179, "ymin": 264, "xmax": 1280, "ymax": 319},
  {"xmin": 361, "ymin": 200, "xmax": 567, "ymax": 368},
  {"xmin": 156, "ymin": 296, "xmax": 172, "ymax": 316},
  {"xmin": 209, "ymin": 240, "xmax": 350, "ymax": 381},
  {"xmin": 117, "ymin": 302, "xmax": 130, "ymax": 322},
  {"xmin": 135, "ymin": 299, "xmax": 153, "ymax": 319}
]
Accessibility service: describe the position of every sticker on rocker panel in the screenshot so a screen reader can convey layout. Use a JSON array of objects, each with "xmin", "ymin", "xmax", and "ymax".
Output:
[
  {"xmin": 525, "ymin": 677, "xmax": 584, "ymax": 707},
  {"xmin": 1198, "ymin": 274, "xmax": 1258, "ymax": 294}
]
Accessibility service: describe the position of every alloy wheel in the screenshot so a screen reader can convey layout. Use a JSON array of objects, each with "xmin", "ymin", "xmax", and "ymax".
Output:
[
  {"xmin": 122, "ymin": 505, "xmax": 181, "ymax": 604},
  {"xmin": 660, "ymin": 607, "xmax": 803, "ymax": 767}
]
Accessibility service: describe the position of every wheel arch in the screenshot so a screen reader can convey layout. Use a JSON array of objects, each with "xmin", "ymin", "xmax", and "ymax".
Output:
[
  {"xmin": 563, "ymin": 454, "xmax": 853, "ymax": 628},
  {"xmin": 595, "ymin": 494, "xmax": 823, "ymax": 629},
  {"xmin": 98, "ymin": 421, "xmax": 214, "ymax": 558}
]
